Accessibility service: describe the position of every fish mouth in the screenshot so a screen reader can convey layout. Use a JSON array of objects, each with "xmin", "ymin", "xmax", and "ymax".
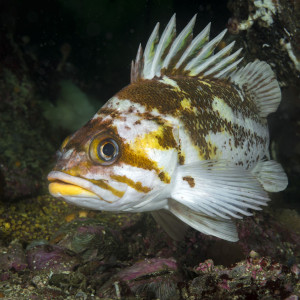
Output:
[{"xmin": 48, "ymin": 171, "xmax": 115, "ymax": 203}]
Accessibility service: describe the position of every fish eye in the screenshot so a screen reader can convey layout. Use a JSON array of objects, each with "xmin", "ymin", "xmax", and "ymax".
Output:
[
  {"xmin": 98, "ymin": 139, "xmax": 118, "ymax": 162},
  {"xmin": 89, "ymin": 134, "xmax": 120, "ymax": 165}
]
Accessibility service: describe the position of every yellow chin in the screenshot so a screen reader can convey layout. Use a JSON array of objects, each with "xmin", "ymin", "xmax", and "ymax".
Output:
[{"xmin": 49, "ymin": 182, "xmax": 98, "ymax": 198}]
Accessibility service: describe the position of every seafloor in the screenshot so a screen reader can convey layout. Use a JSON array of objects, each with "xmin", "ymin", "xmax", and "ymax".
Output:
[{"xmin": 0, "ymin": 0, "xmax": 299, "ymax": 299}]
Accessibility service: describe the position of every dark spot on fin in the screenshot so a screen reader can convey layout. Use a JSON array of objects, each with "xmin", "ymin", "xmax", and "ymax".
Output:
[{"xmin": 182, "ymin": 176, "xmax": 195, "ymax": 188}]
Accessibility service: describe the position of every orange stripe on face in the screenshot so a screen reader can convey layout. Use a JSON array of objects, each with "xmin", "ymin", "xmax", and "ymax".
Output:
[
  {"xmin": 88, "ymin": 178, "xmax": 125, "ymax": 198},
  {"xmin": 111, "ymin": 175, "xmax": 151, "ymax": 193}
]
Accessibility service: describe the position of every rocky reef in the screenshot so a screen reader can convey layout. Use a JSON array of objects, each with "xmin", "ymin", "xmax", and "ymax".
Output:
[{"xmin": 0, "ymin": 206, "xmax": 299, "ymax": 299}]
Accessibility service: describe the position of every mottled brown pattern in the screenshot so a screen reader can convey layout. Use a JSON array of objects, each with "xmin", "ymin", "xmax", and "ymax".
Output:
[
  {"xmin": 117, "ymin": 80, "xmax": 182, "ymax": 114},
  {"xmin": 117, "ymin": 76, "xmax": 266, "ymax": 161},
  {"xmin": 156, "ymin": 125, "xmax": 177, "ymax": 149},
  {"xmin": 178, "ymin": 152, "xmax": 185, "ymax": 165},
  {"xmin": 97, "ymin": 107, "xmax": 119, "ymax": 118},
  {"xmin": 59, "ymin": 74, "xmax": 267, "ymax": 186},
  {"xmin": 158, "ymin": 171, "xmax": 170, "ymax": 183},
  {"xmin": 59, "ymin": 104, "xmax": 175, "ymax": 184},
  {"xmin": 183, "ymin": 176, "xmax": 195, "ymax": 188},
  {"xmin": 135, "ymin": 112, "xmax": 165, "ymax": 125}
]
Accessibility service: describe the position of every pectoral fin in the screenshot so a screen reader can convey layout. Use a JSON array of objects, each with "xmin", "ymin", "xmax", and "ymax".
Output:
[
  {"xmin": 170, "ymin": 160, "xmax": 269, "ymax": 220},
  {"xmin": 165, "ymin": 160, "xmax": 273, "ymax": 241}
]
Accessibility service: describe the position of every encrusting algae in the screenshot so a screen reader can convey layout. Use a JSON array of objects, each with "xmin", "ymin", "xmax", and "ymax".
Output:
[
  {"xmin": 0, "ymin": 195, "xmax": 140, "ymax": 243},
  {"xmin": 0, "ymin": 196, "xmax": 69, "ymax": 242}
]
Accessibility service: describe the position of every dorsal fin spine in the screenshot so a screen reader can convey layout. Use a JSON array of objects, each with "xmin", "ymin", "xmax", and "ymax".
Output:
[
  {"xmin": 136, "ymin": 17, "xmax": 241, "ymax": 79},
  {"xmin": 149, "ymin": 14, "xmax": 176, "ymax": 79},
  {"xmin": 143, "ymin": 22, "xmax": 160, "ymax": 79},
  {"xmin": 131, "ymin": 44, "xmax": 143, "ymax": 83},
  {"xmin": 205, "ymin": 48, "xmax": 243, "ymax": 76},
  {"xmin": 189, "ymin": 41, "xmax": 236, "ymax": 75},
  {"xmin": 162, "ymin": 14, "xmax": 197, "ymax": 70},
  {"xmin": 132, "ymin": 14, "xmax": 281, "ymax": 119},
  {"xmin": 216, "ymin": 57, "xmax": 243, "ymax": 78},
  {"xmin": 185, "ymin": 29, "xmax": 227, "ymax": 74},
  {"xmin": 175, "ymin": 22, "xmax": 211, "ymax": 69}
]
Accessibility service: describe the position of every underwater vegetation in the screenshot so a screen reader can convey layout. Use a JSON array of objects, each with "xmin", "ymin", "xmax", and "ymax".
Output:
[{"xmin": 0, "ymin": 0, "xmax": 299, "ymax": 299}]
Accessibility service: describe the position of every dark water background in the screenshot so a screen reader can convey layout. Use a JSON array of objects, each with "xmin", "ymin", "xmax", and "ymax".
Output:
[{"xmin": 10, "ymin": 0, "xmax": 230, "ymax": 110}]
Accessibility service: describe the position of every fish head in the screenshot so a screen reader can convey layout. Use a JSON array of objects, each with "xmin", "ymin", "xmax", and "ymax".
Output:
[{"xmin": 48, "ymin": 89, "xmax": 179, "ymax": 212}]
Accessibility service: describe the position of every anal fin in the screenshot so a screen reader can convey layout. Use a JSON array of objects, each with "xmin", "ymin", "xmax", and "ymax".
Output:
[{"xmin": 252, "ymin": 160, "xmax": 288, "ymax": 192}]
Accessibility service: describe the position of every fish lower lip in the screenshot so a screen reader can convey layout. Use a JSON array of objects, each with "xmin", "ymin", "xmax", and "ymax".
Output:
[
  {"xmin": 48, "ymin": 180, "xmax": 100, "ymax": 199},
  {"xmin": 48, "ymin": 171, "xmax": 103, "ymax": 200}
]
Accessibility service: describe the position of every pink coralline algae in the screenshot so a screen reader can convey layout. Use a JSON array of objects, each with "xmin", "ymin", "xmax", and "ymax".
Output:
[
  {"xmin": 26, "ymin": 242, "xmax": 80, "ymax": 271},
  {"xmin": 97, "ymin": 258, "xmax": 180, "ymax": 300},
  {"xmin": 194, "ymin": 259, "xmax": 214, "ymax": 273},
  {"xmin": 188, "ymin": 255, "xmax": 299, "ymax": 299}
]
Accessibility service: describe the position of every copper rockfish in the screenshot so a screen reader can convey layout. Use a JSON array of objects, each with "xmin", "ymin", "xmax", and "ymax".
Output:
[{"xmin": 48, "ymin": 15, "xmax": 288, "ymax": 241}]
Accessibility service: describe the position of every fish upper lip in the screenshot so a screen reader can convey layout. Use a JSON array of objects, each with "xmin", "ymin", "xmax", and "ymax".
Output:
[{"xmin": 48, "ymin": 171, "xmax": 112, "ymax": 202}]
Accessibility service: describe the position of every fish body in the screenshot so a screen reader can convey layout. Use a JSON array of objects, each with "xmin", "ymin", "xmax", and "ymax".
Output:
[{"xmin": 48, "ymin": 15, "xmax": 288, "ymax": 241}]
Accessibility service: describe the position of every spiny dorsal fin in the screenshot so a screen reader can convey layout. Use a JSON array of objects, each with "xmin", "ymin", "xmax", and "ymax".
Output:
[
  {"xmin": 131, "ymin": 14, "xmax": 243, "ymax": 83},
  {"xmin": 149, "ymin": 14, "xmax": 176, "ymax": 79},
  {"xmin": 162, "ymin": 14, "xmax": 197, "ymax": 71}
]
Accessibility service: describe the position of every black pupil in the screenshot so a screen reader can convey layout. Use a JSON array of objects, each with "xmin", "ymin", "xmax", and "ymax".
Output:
[{"xmin": 102, "ymin": 142, "xmax": 115, "ymax": 157}]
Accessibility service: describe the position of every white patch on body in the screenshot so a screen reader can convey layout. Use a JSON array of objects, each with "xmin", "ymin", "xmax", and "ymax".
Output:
[
  {"xmin": 105, "ymin": 97, "xmax": 147, "ymax": 114},
  {"xmin": 205, "ymin": 97, "xmax": 269, "ymax": 168},
  {"xmin": 146, "ymin": 148, "xmax": 178, "ymax": 175},
  {"xmin": 113, "ymin": 115, "xmax": 160, "ymax": 141},
  {"xmin": 108, "ymin": 164, "xmax": 170, "ymax": 212},
  {"xmin": 205, "ymin": 131, "xmax": 266, "ymax": 168}
]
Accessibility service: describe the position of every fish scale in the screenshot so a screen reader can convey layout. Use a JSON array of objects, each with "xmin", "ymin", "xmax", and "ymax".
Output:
[{"xmin": 48, "ymin": 14, "xmax": 288, "ymax": 242}]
